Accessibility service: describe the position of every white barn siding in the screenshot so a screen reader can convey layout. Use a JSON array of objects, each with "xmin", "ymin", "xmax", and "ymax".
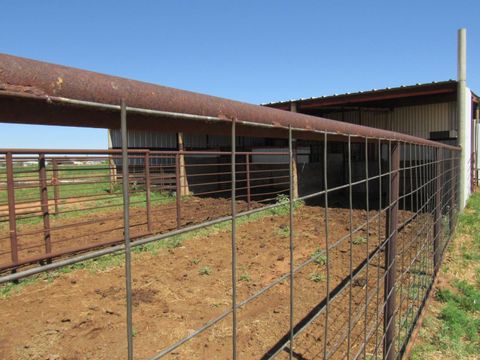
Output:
[{"xmin": 325, "ymin": 102, "xmax": 457, "ymax": 140}]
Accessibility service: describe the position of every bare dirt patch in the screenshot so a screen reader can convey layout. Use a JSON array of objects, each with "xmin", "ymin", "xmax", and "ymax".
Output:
[
  {"xmin": 0, "ymin": 204, "xmax": 426, "ymax": 359},
  {"xmin": 0, "ymin": 197, "xmax": 254, "ymax": 269}
]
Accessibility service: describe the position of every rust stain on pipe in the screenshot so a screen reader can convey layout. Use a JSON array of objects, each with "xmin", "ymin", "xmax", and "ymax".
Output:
[{"xmin": 0, "ymin": 53, "xmax": 460, "ymax": 150}]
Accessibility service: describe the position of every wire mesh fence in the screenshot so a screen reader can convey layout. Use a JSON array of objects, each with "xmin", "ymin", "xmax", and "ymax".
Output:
[{"xmin": 0, "ymin": 106, "xmax": 460, "ymax": 359}]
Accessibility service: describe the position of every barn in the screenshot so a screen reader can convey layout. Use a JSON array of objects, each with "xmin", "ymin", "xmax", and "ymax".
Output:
[{"xmin": 103, "ymin": 31, "xmax": 477, "ymax": 211}]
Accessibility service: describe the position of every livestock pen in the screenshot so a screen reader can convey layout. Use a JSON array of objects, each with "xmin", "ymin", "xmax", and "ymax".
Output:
[{"xmin": 0, "ymin": 54, "xmax": 461, "ymax": 360}]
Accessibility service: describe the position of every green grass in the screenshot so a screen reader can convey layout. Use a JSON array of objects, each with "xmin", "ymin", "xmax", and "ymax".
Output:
[
  {"xmin": 1, "ymin": 162, "xmax": 176, "ymax": 228},
  {"xmin": 239, "ymin": 273, "xmax": 252, "ymax": 282},
  {"xmin": 199, "ymin": 266, "xmax": 212, "ymax": 276},
  {"xmin": 311, "ymin": 248, "xmax": 327, "ymax": 266},
  {"xmin": 0, "ymin": 163, "xmax": 112, "ymax": 203},
  {"xmin": 308, "ymin": 272, "xmax": 325, "ymax": 283},
  {"xmin": 352, "ymin": 236, "xmax": 367, "ymax": 245},
  {"xmin": 411, "ymin": 192, "xmax": 480, "ymax": 360},
  {"xmin": 277, "ymin": 225, "xmax": 290, "ymax": 238}
]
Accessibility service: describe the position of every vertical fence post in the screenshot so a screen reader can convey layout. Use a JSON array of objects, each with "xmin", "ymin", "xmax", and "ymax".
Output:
[
  {"xmin": 288, "ymin": 125, "xmax": 295, "ymax": 359},
  {"xmin": 120, "ymin": 100, "xmax": 134, "ymax": 360},
  {"xmin": 246, "ymin": 154, "xmax": 251, "ymax": 210},
  {"xmin": 322, "ymin": 132, "xmax": 331, "ymax": 359},
  {"xmin": 144, "ymin": 150, "xmax": 152, "ymax": 233},
  {"xmin": 38, "ymin": 153, "xmax": 52, "ymax": 259},
  {"xmin": 231, "ymin": 118, "xmax": 238, "ymax": 360},
  {"xmin": 384, "ymin": 141, "xmax": 400, "ymax": 360},
  {"xmin": 433, "ymin": 148, "xmax": 443, "ymax": 271},
  {"xmin": 175, "ymin": 153, "xmax": 182, "ymax": 229},
  {"xmin": 52, "ymin": 159, "xmax": 60, "ymax": 215},
  {"xmin": 449, "ymin": 153, "xmax": 455, "ymax": 235},
  {"xmin": 6, "ymin": 152, "xmax": 18, "ymax": 266}
]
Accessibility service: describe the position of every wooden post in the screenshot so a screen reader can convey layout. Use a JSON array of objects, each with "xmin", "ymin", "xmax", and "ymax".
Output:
[
  {"xmin": 177, "ymin": 132, "xmax": 190, "ymax": 196},
  {"xmin": 175, "ymin": 153, "xmax": 182, "ymax": 229},
  {"xmin": 6, "ymin": 152, "xmax": 18, "ymax": 266},
  {"xmin": 144, "ymin": 151, "xmax": 152, "ymax": 233},
  {"xmin": 109, "ymin": 155, "xmax": 117, "ymax": 193},
  {"xmin": 107, "ymin": 129, "xmax": 117, "ymax": 193},
  {"xmin": 384, "ymin": 142, "xmax": 400, "ymax": 360},
  {"xmin": 292, "ymin": 144, "xmax": 299, "ymax": 199},
  {"xmin": 52, "ymin": 159, "xmax": 60, "ymax": 215},
  {"xmin": 38, "ymin": 154, "xmax": 52, "ymax": 258},
  {"xmin": 289, "ymin": 103, "xmax": 299, "ymax": 199}
]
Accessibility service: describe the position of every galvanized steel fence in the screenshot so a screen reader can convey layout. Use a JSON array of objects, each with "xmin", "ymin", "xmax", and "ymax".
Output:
[{"xmin": 0, "ymin": 104, "xmax": 460, "ymax": 360}]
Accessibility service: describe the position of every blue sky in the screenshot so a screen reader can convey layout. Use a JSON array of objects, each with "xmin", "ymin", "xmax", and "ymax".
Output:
[{"xmin": 0, "ymin": 0, "xmax": 479, "ymax": 149}]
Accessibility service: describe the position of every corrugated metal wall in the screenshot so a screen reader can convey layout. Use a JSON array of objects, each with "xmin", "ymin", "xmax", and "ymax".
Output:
[
  {"xmin": 324, "ymin": 101, "xmax": 457, "ymax": 140},
  {"xmin": 110, "ymin": 102, "xmax": 457, "ymax": 149},
  {"xmin": 109, "ymin": 130, "xmax": 267, "ymax": 149},
  {"xmin": 110, "ymin": 129, "xmax": 177, "ymax": 149}
]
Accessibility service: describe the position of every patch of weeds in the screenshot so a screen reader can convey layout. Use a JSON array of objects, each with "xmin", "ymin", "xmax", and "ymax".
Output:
[
  {"xmin": 309, "ymin": 272, "xmax": 325, "ymax": 283},
  {"xmin": 277, "ymin": 225, "xmax": 290, "ymax": 238},
  {"xmin": 132, "ymin": 328, "xmax": 137, "ymax": 337},
  {"xmin": 352, "ymin": 236, "xmax": 367, "ymax": 245},
  {"xmin": 438, "ymin": 302, "xmax": 480, "ymax": 349},
  {"xmin": 199, "ymin": 266, "xmax": 212, "ymax": 276},
  {"xmin": 270, "ymin": 194, "xmax": 304, "ymax": 216},
  {"xmin": 0, "ymin": 276, "xmax": 38, "ymax": 299},
  {"xmin": 435, "ymin": 288, "xmax": 454, "ymax": 303},
  {"xmin": 239, "ymin": 273, "xmax": 251, "ymax": 282},
  {"xmin": 461, "ymin": 245, "xmax": 480, "ymax": 261},
  {"xmin": 312, "ymin": 248, "xmax": 327, "ymax": 266},
  {"xmin": 0, "ymin": 253, "xmax": 124, "ymax": 298},
  {"xmin": 191, "ymin": 258, "xmax": 200, "ymax": 265},
  {"xmin": 452, "ymin": 279, "xmax": 480, "ymax": 312}
]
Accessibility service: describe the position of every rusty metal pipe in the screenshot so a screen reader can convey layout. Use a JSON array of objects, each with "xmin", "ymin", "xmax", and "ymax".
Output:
[{"xmin": 0, "ymin": 54, "xmax": 459, "ymax": 150}]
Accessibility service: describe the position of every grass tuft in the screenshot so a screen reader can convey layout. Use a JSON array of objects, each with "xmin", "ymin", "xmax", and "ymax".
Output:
[{"xmin": 199, "ymin": 266, "xmax": 212, "ymax": 276}]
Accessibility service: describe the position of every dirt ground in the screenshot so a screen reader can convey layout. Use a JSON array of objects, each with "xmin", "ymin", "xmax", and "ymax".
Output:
[
  {"xmin": 0, "ymin": 201, "xmax": 429, "ymax": 360},
  {"xmin": 0, "ymin": 197, "xmax": 255, "ymax": 269}
]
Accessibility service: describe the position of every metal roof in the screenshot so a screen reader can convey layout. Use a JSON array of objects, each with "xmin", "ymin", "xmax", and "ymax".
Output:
[{"xmin": 262, "ymin": 80, "xmax": 479, "ymax": 110}]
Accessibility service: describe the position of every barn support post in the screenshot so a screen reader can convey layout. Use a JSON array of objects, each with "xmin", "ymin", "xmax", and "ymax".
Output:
[
  {"xmin": 384, "ymin": 141, "xmax": 400, "ymax": 360},
  {"xmin": 120, "ymin": 100, "xmax": 134, "ymax": 360},
  {"xmin": 231, "ymin": 118, "xmax": 238, "ymax": 360},
  {"xmin": 289, "ymin": 102, "xmax": 299, "ymax": 199},
  {"xmin": 109, "ymin": 156, "xmax": 117, "ymax": 193},
  {"xmin": 175, "ymin": 153, "xmax": 182, "ymax": 229},
  {"xmin": 6, "ymin": 152, "xmax": 18, "ymax": 266},
  {"xmin": 292, "ymin": 144, "xmax": 299, "ymax": 199},
  {"xmin": 144, "ymin": 150, "xmax": 152, "ymax": 233},
  {"xmin": 38, "ymin": 153, "xmax": 52, "ymax": 260},
  {"xmin": 107, "ymin": 129, "xmax": 117, "ymax": 193},
  {"xmin": 52, "ymin": 158, "xmax": 60, "ymax": 215},
  {"xmin": 433, "ymin": 148, "xmax": 443, "ymax": 271},
  {"xmin": 177, "ymin": 132, "xmax": 190, "ymax": 196}
]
